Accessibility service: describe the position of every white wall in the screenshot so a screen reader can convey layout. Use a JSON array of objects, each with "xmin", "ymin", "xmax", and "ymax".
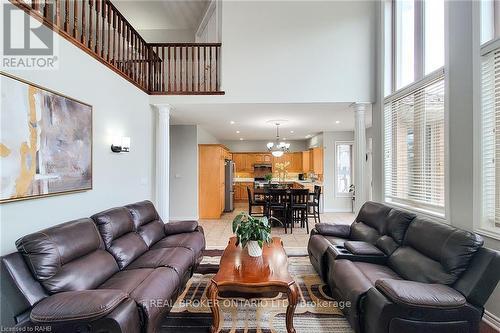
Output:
[
  {"xmin": 0, "ymin": 21, "xmax": 154, "ymax": 255},
  {"xmin": 169, "ymin": 125, "xmax": 199, "ymax": 220},
  {"xmin": 197, "ymin": 125, "xmax": 220, "ymax": 144},
  {"xmin": 138, "ymin": 29, "xmax": 195, "ymax": 43},
  {"xmin": 150, "ymin": 0, "xmax": 376, "ymax": 105},
  {"xmin": 222, "ymin": 140, "xmax": 308, "ymax": 152}
]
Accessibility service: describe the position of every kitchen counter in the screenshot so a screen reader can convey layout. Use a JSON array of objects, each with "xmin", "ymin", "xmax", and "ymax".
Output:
[{"xmin": 233, "ymin": 178, "xmax": 254, "ymax": 182}]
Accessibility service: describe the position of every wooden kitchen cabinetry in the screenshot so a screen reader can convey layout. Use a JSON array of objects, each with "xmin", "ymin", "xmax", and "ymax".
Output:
[
  {"xmin": 302, "ymin": 150, "xmax": 310, "ymax": 173},
  {"xmin": 234, "ymin": 182, "xmax": 254, "ymax": 202},
  {"xmin": 310, "ymin": 147, "xmax": 324, "ymax": 175},
  {"xmin": 272, "ymin": 152, "xmax": 302, "ymax": 172},
  {"xmin": 199, "ymin": 144, "xmax": 231, "ymax": 219}
]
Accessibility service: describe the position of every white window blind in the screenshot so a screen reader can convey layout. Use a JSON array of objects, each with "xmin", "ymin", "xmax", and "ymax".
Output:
[
  {"xmin": 481, "ymin": 41, "xmax": 500, "ymax": 231},
  {"xmin": 384, "ymin": 71, "xmax": 445, "ymax": 215}
]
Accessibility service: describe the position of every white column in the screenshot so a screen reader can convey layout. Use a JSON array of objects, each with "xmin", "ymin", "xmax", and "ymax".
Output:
[
  {"xmin": 156, "ymin": 105, "xmax": 171, "ymax": 222},
  {"xmin": 352, "ymin": 103, "xmax": 368, "ymax": 213}
]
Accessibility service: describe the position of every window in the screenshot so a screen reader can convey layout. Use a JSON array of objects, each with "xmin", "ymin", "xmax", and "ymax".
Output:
[
  {"xmin": 384, "ymin": 0, "xmax": 445, "ymax": 216},
  {"xmin": 479, "ymin": 2, "xmax": 500, "ymax": 233},
  {"xmin": 385, "ymin": 0, "xmax": 445, "ymax": 94},
  {"xmin": 336, "ymin": 142, "xmax": 353, "ymax": 196}
]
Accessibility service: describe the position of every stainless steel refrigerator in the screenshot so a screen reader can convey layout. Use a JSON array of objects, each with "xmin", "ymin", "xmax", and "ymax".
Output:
[{"xmin": 224, "ymin": 160, "xmax": 235, "ymax": 212}]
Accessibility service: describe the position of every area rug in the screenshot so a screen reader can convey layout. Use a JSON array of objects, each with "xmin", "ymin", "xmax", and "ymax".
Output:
[{"xmin": 161, "ymin": 250, "xmax": 353, "ymax": 333}]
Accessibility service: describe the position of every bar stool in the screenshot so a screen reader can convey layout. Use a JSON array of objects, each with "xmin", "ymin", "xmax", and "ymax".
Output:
[
  {"xmin": 247, "ymin": 187, "xmax": 266, "ymax": 217},
  {"xmin": 290, "ymin": 188, "xmax": 310, "ymax": 234},
  {"xmin": 267, "ymin": 189, "xmax": 290, "ymax": 233},
  {"xmin": 307, "ymin": 185, "xmax": 321, "ymax": 224}
]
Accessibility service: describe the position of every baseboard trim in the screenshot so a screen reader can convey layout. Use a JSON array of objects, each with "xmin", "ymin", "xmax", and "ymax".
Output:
[
  {"xmin": 169, "ymin": 216, "xmax": 199, "ymax": 221},
  {"xmin": 323, "ymin": 208, "xmax": 353, "ymax": 213},
  {"xmin": 484, "ymin": 310, "xmax": 500, "ymax": 331}
]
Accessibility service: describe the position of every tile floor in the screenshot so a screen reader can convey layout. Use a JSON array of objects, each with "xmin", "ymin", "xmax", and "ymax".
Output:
[{"xmin": 199, "ymin": 203, "xmax": 354, "ymax": 254}]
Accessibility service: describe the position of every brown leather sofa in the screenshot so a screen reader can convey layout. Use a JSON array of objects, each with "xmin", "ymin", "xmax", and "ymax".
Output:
[
  {"xmin": 1, "ymin": 200, "xmax": 205, "ymax": 333},
  {"xmin": 308, "ymin": 201, "xmax": 500, "ymax": 333}
]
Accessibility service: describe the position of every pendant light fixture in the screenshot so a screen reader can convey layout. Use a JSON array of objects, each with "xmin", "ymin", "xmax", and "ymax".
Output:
[{"xmin": 267, "ymin": 122, "xmax": 290, "ymax": 157}]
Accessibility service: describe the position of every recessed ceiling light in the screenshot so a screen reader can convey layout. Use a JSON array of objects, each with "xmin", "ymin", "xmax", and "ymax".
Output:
[
  {"xmin": 230, "ymin": 121, "xmax": 235, "ymax": 125},
  {"xmin": 236, "ymin": 130, "xmax": 240, "ymax": 134},
  {"xmin": 290, "ymin": 130, "xmax": 294, "ymax": 134},
  {"xmin": 335, "ymin": 120, "xmax": 340, "ymax": 124},
  {"xmin": 283, "ymin": 137, "xmax": 287, "ymax": 140},
  {"xmin": 239, "ymin": 138, "xmax": 244, "ymax": 141}
]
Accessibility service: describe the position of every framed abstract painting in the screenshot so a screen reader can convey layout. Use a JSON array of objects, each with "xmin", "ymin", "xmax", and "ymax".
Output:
[{"xmin": 0, "ymin": 73, "xmax": 92, "ymax": 203}]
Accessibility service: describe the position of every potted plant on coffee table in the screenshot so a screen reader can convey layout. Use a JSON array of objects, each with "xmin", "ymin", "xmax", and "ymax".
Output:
[{"xmin": 232, "ymin": 212, "xmax": 272, "ymax": 257}]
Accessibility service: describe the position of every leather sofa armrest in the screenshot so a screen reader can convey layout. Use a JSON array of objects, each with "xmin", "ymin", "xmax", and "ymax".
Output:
[
  {"xmin": 375, "ymin": 279, "xmax": 466, "ymax": 309},
  {"xmin": 344, "ymin": 241, "xmax": 385, "ymax": 256},
  {"xmin": 164, "ymin": 220, "xmax": 199, "ymax": 236},
  {"xmin": 314, "ymin": 223, "xmax": 351, "ymax": 238},
  {"xmin": 30, "ymin": 289, "xmax": 128, "ymax": 323}
]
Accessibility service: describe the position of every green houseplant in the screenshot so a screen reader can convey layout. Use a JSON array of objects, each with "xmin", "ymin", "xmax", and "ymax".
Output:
[
  {"xmin": 232, "ymin": 212, "xmax": 272, "ymax": 257},
  {"xmin": 264, "ymin": 173, "xmax": 273, "ymax": 183}
]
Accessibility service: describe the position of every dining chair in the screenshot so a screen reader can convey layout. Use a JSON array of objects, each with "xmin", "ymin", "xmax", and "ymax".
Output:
[
  {"xmin": 247, "ymin": 187, "xmax": 267, "ymax": 217},
  {"xmin": 290, "ymin": 189, "xmax": 310, "ymax": 234},
  {"xmin": 267, "ymin": 189, "xmax": 290, "ymax": 233},
  {"xmin": 307, "ymin": 185, "xmax": 321, "ymax": 224}
]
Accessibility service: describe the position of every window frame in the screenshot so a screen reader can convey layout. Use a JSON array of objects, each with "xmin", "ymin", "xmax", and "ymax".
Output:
[
  {"xmin": 335, "ymin": 141, "xmax": 354, "ymax": 198},
  {"xmin": 385, "ymin": 0, "xmax": 444, "ymax": 96},
  {"xmin": 474, "ymin": 0, "xmax": 500, "ymax": 239},
  {"xmin": 383, "ymin": 0, "xmax": 447, "ymax": 220}
]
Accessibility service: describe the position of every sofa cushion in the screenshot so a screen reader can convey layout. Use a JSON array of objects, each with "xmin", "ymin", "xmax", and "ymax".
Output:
[
  {"xmin": 314, "ymin": 224, "xmax": 351, "ymax": 238},
  {"xmin": 15, "ymin": 218, "xmax": 118, "ymax": 293},
  {"xmin": 390, "ymin": 218, "xmax": 484, "ymax": 284},
  {"xmin": 375, "ymin": 279, "xmax": 466, "ymax": 309},
  {"xmin": 130, "ymin": 267, "xmax": 180, "ymax": 333},
  {"xmin": 151, "ymin": 232, "xmax": 205, "ymax": 255},
  {"xmin": 385, "ymin": 209, "xmax": 415, "ymax": 244},
  {"xmin": 345, "ymin": 241, "xmax": 385, "ymax": 256},
  {"xmin": 350, "ymin": 222, "xmax": 381, "ymax": 244},
  {"xmin": 352, "ymin": 262, "xmax": 402, "ymax": 285},
  {"xmin": 164, "ymin": 221, "xmax": 199, "ymax": 236},
  {"xmin": 99, "ymin": 268, "xmax": 154, "ymax": 294},
  {"xmin": 126, "ymin": 201, "xmax": 166, "ymax": 247},
  {"xmin": 126, "ymin": 247, "xmax": 194, "ymax": 277},
  {"xmin": 30, "ymin": 289, "xmax": 128, "ymax": 323},
  {"xmin": 355, "ymin": 201, "xmax": 393, "ymax": 234},
  {"xmin": 92, "ymin": 207, "xmax": 149, "ymax": 269}
]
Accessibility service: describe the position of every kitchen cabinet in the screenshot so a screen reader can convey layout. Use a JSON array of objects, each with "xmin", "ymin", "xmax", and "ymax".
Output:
[
  {"xmin": 310, "ymin": 147, "xmax": 324, "ymax": 175},
  {"xmin": 234, "ymin": 182, "xmax": 253, "ymax": 202},
  {"xmin": 244, "ymin": 154, "xmax": 255, "ymax": 171},
  {"xmin": 199, "ymin": 144, "xmax": 231, "ymax": 219},
  {"xmin": 302, "ymin": 151, "xmax": 310, "ymax": 173},
  {"xmin": 233, "ymin": 153, "xmax": 245, "ymax": 172},
  {"xmin": 290, "ymin": 152, "xmax": 303, "ymax": 172}
]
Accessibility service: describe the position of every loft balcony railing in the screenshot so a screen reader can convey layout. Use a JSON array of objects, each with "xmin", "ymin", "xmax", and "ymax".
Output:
[{"xmin": 10, "ymin": 0, "xmax": 224, "ymax": 95}]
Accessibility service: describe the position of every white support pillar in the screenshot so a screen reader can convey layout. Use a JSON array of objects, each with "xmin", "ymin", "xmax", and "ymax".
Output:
[
  {"xmin": 156, "ymin": 105, "xmax": 171, "ymax": 222},
  {"xmin": 352, "ymin": 103, "xmax": 368, "ymax": 213}
]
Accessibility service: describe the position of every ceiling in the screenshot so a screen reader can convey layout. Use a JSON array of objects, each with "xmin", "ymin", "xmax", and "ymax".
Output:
[
  {"xmin": 112, "ymin": 0, "xmax": 209, "ymax": 31},
  {"xmin": 170, "ymin": 103, "xmax": 372, "ymax": 141}
]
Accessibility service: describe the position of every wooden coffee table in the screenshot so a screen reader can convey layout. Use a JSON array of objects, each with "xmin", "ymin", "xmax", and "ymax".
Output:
[{"xmin": 207, "ymin": 236, "xmax": 299, "ymax": 333}]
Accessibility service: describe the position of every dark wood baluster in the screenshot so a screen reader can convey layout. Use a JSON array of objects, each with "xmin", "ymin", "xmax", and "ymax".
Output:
[
  {"xmin": 106, "ymin": 3, "xmax": 111, "ymax": 61},
  {"xmin": 215, "ymin": 46, "xmax": 218, "ymax": 91},
  {"xmin": 209, "ymin": 46, "xmax": 212, "ymax": 91},
  {"xmin": 73, "ymin": 0, "xmax": 78, "ymax": 38},
  {"xmin": 166, "ymin": 46, "xmax": 170, "ymax": 92},
  {"xmin": 190, "ymin": 46, "xmax": 193, "ymax": 92},
  {"xmin": 93, "ymin": 0, "xmax": 98, "ymax": 53},
  {"xmin": 173, "ymin": 46, "xmax": 177, "ymax": 92},
  {"xmin": 132, "ymin": 33, "xmax": 136, "ymax": 81},
  {"xmin": 43, "ymin": 0, "xmax": 49, "ymax": 19},
  {"xmin": 185, "ymin": 46, "xmax": 188, "ymax": 91},
  {"xmin": 101, "ymin": 0, "xmax": 105, "ymax": 58},
  {"xmin": 161, "ymin": 46, "xmax": 164, "ymax": 92},
  {"xmin": 198, "ymin": 46, "xmax": 201, "ymax": 92},
  {"xmin": 64, "ymin": 0, "xmax": 69, "ymax": 32},
  {"xmin": 121, "ymin": 20, "xmax": 125, "ymax": 71},
  {"xmin": 180, "ymin": 47, "xmax": 184, "ymax": 92},
  {"xmin": 81, "ymin": 0, "xmax": 86, "ymax": 45},
  {"xmin": 55, "ymin": 0, "xmax": 61, "ymax": 27},
  {"xmin": 125, "ymin": 24, "xmax": 129, "ymax": 76},
  {"xmin": 32, "ymin": 0, "xmax": 39, "ymax": 12},
  {"xmin": 203, "ymin": 46, "xmax": 206, "ymax": 92},
  {"xmin": 112, "ymin": 10, "xmax": 116, "ymax": 65}
]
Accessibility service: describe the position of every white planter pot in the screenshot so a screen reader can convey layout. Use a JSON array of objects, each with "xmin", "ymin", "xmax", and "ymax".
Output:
[{"xmin": 246, "ymin": 241, "xmax": 262, "ymax": 257}]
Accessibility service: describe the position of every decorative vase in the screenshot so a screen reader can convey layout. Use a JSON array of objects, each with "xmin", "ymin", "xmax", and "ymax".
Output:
[{"xmin": 247, "ymin": 240, "xmax": 263, "ymax": 257}]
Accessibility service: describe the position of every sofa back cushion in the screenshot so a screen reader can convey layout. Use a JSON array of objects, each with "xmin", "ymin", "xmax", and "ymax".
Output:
[
  {"xmin": 376, "ymin": 209, "xmax": 415, "ymax": 255},
  {"xmin": 350, "ymin": 201, "xmax": 393, "ymax": 243},
  {"xmin": 126, "ymin": 200, "xmax": 165, "ymax": 247},
  {"xmin": 15, "ymin": 218, "xmax": 118, "ymax": 294},
  {"xmin": 389, "ymin": 217, "xmax": 484, "ymax": 284},
  {"xmin": 91, "ymin": 207, "xmax": 148, "ymax": 269}
]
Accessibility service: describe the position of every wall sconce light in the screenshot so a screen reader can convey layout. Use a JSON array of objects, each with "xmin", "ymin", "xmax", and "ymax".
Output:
[{"xmin": 111, "ymin": 136, "xmax": 131, "ymax": 153}]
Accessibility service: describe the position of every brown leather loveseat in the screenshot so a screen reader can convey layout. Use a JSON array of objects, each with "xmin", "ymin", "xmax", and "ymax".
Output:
[
  {"xmin": 308, "ymin": 201, "xmax": 500, "ymax": 333},
  {"xmin": 1, "ymin": 200, "xmax": 205, "ymax": 333}
]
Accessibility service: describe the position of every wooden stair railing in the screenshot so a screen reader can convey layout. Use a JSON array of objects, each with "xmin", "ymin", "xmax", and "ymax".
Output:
[{"xmin": 10, "ymin": 0, "xmax": 224, "ymax": 95}]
